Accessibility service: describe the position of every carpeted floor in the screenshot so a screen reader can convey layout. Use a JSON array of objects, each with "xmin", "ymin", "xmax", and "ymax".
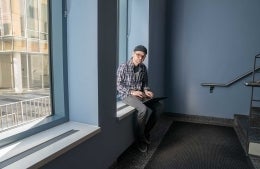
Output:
[
  {"xmin": 112, "ymin": 115, "xmax": 174, "ymax": 169},
  {"xmin": 145, "ymin": 122, "xmax": 253, "ymax": 169}
]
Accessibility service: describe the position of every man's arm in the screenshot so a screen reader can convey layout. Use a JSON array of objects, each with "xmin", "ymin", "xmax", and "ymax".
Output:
[
  {"xmin": 117, "ymin": 64, "xmax": 131, "ymax": 96},
  {"xmin": 141, "ymin": 65, "xmax": 154, "ymax": 98},
  {"xmin": 142, "ymin": 65, "xmax": 150, "ymax": 91},
  {"xmin": 144, "ymin": 90, "xmax": 154, "ymax": 98}
]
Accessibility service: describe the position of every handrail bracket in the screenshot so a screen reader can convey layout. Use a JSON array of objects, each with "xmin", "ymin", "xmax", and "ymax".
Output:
[{"xmin": 210, "ymin": 86, "xmax": 215, "ymax": 93}]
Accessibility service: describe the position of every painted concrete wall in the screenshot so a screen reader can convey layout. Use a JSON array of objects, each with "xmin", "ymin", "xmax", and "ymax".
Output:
[
  {"xmin": 66, "ymin": 0, "xmax": 98, "ymax": 125},
  {"xmin": 149, "ymin": 0, "xmax": 167, "ymax": 97},
  {"xmin": 165, "ymin": 0, "xmax": 260, "ymax": 119}
]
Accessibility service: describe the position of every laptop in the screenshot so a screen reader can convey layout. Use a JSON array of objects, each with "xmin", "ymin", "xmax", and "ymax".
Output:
[{"xmin": 142, "ymin": 96, "xmax": 167, "ymax": 105}]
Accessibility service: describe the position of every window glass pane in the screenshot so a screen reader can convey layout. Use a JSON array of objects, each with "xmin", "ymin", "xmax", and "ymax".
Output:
[
  {"xmin": 118, "ymin": 0, "xmax": 128, "ymax": 66},
  {"xmin": 0, "ymin": 0, "xmax": 68, "ymax": 147},
  {"xmin": 0, "ymin": 0, "xmax": 51, "ymax": 133},
  {"xmin": 0, "ymin": 0, "xmax": 67, "ymax": 149}
]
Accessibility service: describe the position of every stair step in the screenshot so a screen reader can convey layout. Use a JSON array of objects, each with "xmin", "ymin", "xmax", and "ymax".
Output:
[
  {"xmin": 251, "ymin": 107, "xmax": 260, "ymax": 112},
  {"xmin": 250, "ymin": 107, "xmax": 260, "ymax": 128},
  {"xmin": 249, "ymin": 128, "xmax": 260, "ymax": 143},
  {"xmin": 249, "ymin": 142, "xmax": 260, "ymax": 156},
  {"xmin": 234, "ymin": 115, "xmax": 248, "ymax": 136},
  {"xmin": 249, "ymin": 128, "xmax": 260, "ymax": 156}
]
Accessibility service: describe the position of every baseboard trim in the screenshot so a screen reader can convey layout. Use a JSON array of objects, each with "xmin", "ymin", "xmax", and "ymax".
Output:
[{"xmin": 164, "ymin": 112, "xmax": 234, "ymax": 127}]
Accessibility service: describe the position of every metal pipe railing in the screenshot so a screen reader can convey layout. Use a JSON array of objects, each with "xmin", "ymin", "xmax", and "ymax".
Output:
[{"xmin": 201, "ymin": 57, "xmax": 260, "ymax": 93}]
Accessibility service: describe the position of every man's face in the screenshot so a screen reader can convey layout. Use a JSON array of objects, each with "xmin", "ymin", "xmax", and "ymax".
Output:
[{"xmin": 132, "ymin": 51, "xmax": 146, "ymax": 66}]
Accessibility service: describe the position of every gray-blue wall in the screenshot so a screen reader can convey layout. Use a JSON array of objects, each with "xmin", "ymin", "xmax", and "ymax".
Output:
[
  {"xmin": 165, "ymin": 0, "xmax": 260, "ymax": 119},
  {"xmin": 42, "ymin": 0, "xmax": 260, "ymax": 168},
  {"xmin": 149, "ymin": 0, "xmax": 167, "ymax": 97}
]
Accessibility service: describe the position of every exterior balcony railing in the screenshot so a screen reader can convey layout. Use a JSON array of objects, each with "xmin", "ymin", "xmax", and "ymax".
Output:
[{"xmin": 0, "ymin": 96, "xmax": 51, "ymax": 131}]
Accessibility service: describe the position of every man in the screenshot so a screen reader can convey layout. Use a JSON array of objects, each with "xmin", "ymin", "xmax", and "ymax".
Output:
[{"xmin": 117, "ymin": 45, "xmax": 163, "ymax": 153}]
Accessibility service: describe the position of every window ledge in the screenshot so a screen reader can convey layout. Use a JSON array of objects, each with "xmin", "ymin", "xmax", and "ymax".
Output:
[
  {"xmin": 0, "ymin": 121, "xmax": 100, "ymax": 169},
  {"xmin": 116, "ymin": 101, "xmax": 136, "ymax": 120}
]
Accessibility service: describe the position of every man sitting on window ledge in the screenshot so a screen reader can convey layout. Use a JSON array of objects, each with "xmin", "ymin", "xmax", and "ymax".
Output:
[{"xmin": 116, "ymin": 45, "xmax": 163, "ymax": 153}]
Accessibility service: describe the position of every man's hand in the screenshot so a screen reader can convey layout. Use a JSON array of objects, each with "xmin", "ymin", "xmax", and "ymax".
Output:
[
  {"xmin": 144, "ymin": 90, "xmax": 154, "ymax": 98},
  {"xmin": 131, "ymin": 90, "xmax": 146, "ymax": 98}
]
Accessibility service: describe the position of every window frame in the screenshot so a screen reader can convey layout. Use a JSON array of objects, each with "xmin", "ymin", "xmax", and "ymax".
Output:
[{"xmin": 0, "ymin": 0, "xmax": 69, "ymax": 148}]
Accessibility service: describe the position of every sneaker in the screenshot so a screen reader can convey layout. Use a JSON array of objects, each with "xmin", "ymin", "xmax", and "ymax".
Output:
[
  {"xmin": 141, "ymin": 135, "xmax": 151, "ymax": 145},
  {"xmin": 143, "ymin": 136, "xmax": 151, "ymax": 145},
  {"xmin": 137, "ymin": 142, "xmax": 148, "ymax": 153}
]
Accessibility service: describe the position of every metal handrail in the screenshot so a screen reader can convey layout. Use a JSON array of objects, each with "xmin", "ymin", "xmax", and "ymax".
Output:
[{"xmin": 201, "ymin": 65, "xmax": 260, "ymax": 93}]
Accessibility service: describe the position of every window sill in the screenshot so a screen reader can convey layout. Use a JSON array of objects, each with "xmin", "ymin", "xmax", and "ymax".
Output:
[
  {"xmin": 116, "ymin": 101, "xmax": 136, "ymax": 120},
  {"xmin": 0, "ymin": 121, "xmax": 100, "ymax": 169}
]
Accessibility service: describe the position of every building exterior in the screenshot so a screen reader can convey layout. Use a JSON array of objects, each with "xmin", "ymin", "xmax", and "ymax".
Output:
[
  {"xmin": 0, "ymin": 0, "xmax": 51, "ymax": 131},
  {"xmin": 0, "ymin": 0, "xmax": 49, "ymax": 93}
]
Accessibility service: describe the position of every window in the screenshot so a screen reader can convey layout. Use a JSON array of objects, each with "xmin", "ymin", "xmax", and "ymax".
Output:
[
  {"xmin": 117, "ymin": 0, "xmax": 128, "ymax": 103},
  {"xmin": 0, "ymin": 0, "xmax": 68, "ymax": 148},
  {"xmin": 117, "ymin": 0, "xmax": 128, "ymax": 66}
]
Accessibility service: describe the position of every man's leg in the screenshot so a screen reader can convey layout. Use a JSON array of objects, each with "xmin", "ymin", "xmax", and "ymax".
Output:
[
  {"xmin": 123, "ymin": 96, "xmax": 151, "ymax": 152},
  {"xmin": 144, "ymin": 101, "xmax": 163, "ymax": 139}
]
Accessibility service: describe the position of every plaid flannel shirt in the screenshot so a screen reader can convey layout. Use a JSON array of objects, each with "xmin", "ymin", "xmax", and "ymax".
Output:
[{"xmin": 117, "ymin": 59, "xmax": 150, "ymax": 100}]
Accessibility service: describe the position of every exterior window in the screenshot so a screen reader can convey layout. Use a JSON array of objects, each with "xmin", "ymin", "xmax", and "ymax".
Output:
[
  {"xmin": 0, "ymin": 0, "xmax": 68, "ymax": 147},
  {"xmin": 118, "ymin": 0, "xmax": 128, "ymax": 66}
]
